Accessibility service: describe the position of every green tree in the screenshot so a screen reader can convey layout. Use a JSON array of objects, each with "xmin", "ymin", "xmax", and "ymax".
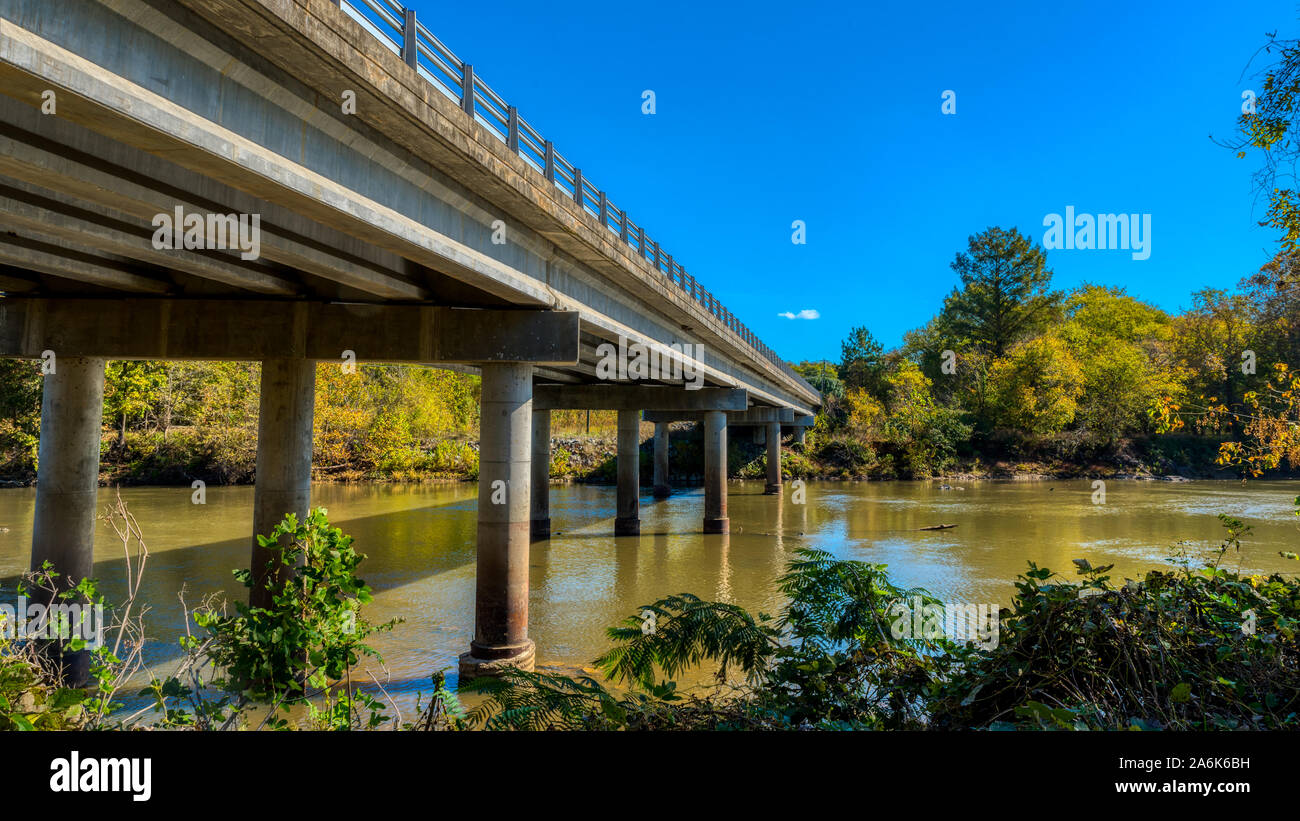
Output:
[
  {"xmin": 1228, "ymin": 30, "xmax": 1300, "ymax": 255},
  {"xmin": 1057, "ymin": 285, "xmax": 1183, "ymax": 438},
  {"xmin": 1172, "ymin": 288, "xmax": 1256, "ymax": 436},
  {"xmin": 838, "ymin": 326, "xmax": 886, "ymax": 395},
  {"xmin": 0, "ymin": 359, "xmax": 43, "ymax": 473},
  {"xmin": 103, "ymin": 361, "xmax": 167, "ymax": 445},
  {"xmin": 987, "ymin": 336, "xmax": 1084, "ymax": 435},
  {"xmin": 939, "ymin": 226, "xmax": 1059, "ymax": 357},
  {"xmin": 793, "ymin": 360, "xmax": 844, "ymax": 399}
]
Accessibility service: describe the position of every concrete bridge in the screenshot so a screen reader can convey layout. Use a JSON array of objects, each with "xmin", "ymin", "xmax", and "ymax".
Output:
[{"xmin": 0, "ymin": 0, "xmax": 819, "ymax": 679}]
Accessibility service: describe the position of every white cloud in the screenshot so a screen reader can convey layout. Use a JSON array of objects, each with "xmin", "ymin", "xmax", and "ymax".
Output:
[{"xmin": 777, "ymin": 309, "xmax": 821, "ymax": 320}]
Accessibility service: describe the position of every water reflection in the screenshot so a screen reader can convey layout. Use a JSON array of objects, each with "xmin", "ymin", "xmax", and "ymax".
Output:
[{"xmin": 1, "ymin": 478, "xmax": 1297, "ymax": 714}]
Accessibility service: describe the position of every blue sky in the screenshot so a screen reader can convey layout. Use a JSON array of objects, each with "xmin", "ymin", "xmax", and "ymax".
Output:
[{"xmin": 405, "ymin": 0, "xmax": 1297, "ymax": 363}]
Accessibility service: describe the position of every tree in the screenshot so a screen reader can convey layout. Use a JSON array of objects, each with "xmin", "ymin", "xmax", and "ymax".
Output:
[
  {"xmin": 0, "ymin": 359, "xmax": 43, "ymax": 473},
  {"xmin": 792, "ymin": 360, "xmax": 845, "ymax": 399},
  {"xmin": 1057, "ymin": 285, "xmax": 1183, "ymax": 438},
  {"xmin": 838, "ymin": 326, "xmax": 886, "ymax": 395},
  {"xmin": 1171, "ymin": 288, "xmax": 1256, "ymax": 437},
  {"xmin": 987, "ymin": 336, "xmax": 1084, "ymax": 435},
  {"xmin": 1242, "ymin": 251, "xmax": 1300, "ymax": 371},
  {"xmin": 939, "ymin": 227, "xmax": 1059, "ymax": 358},
  {"xmin": 103, "ymin": 361, "xmax": 167, "ymax": 445},
  {"xmin": 1226, "ymin": 31, "xmax": 1300, "ymax": 255}
]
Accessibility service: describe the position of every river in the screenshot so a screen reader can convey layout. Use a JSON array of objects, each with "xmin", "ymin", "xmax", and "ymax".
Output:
[{"xmin": 2, "ymin": 478, "xmax": 1297, "ymax": 715}]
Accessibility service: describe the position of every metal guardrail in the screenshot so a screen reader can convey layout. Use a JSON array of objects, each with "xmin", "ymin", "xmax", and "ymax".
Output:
[{"xmin": 334, "ymin": 0, "xmax": 816, "ymax": 395}]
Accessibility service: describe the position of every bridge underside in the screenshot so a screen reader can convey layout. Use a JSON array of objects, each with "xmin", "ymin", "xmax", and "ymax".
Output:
[{"xmin": 0, "ymin": 0, "xmax": 819, "ymax": 681}]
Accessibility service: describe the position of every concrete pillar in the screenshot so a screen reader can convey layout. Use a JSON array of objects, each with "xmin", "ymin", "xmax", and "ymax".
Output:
[
  {"xmin": 460, "ymin": 363, "xmax": 535, "ymax": 678},
  {"xmin": 703, "ymin": 410, "xmax": 728, "ymax": 534},
  {"xmin": 615, "ymin": 409, "xmax": 640, "ymax": 536},
  {"xmin": 652, "ymin": 421, "xmax": 670, "ymax": 498},
  {"xmin": 794, "ymin": 426, "xmax": 806, "ymax": 446},
  {"xmin": 250, "ymin": 358, "xmax": 316, "ymax": 610},
  {"xmin": 765, "ymin": 421, "xmax": 782, "ymax": 494},
  {"xmin": 530, "ymin": 409, "xmax": 550, "ymax": 541},
  {"xmin": 30, "ymin": 356, "xmax": 105, "ymax": 686}
]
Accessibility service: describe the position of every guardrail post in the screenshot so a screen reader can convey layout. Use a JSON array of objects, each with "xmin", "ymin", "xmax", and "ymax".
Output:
[
  {"xmin": 652, "ymin": 241, "xmax": 661, "ymax": 271},
  {"xmin": 620, "ymin": 211, "xmax": 629, "ymax": 243},
  {"xmin": 461, "ymin": 64, "xmax": 475, "ymax": 116},
  {"xmin": 401, "ymin": 9, "xmax": 418, "ymax": 68},
  {"xmin": 598, "ymin": 191, "xmax": 608, "ymax": 227},
  {"xmin": 665, "ymin": 254, "xmax": 673, "ymax": 280},
  {"xmin": 507, "ymin": 106, "xmax": 519, "ymax": 152},
  {"xmin": 572, "ymin": 168, "xmax": 584, "ymax": 206},
  {"xmin": 637, "ymin": 226, "xmax": 646, "ymax": 259},
  {"xmin": 544, "ymin": 140, "xmax": 555, "ymax": 182}
]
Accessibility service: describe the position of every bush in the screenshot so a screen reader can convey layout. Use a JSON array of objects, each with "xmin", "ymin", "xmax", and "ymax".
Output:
[{"xmin": 466, "ymin": 515, "xmax": 1300, "ymax": 731}]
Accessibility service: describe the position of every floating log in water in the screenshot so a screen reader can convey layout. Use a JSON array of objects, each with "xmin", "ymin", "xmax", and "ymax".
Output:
[{"xmin": 918, "ymin": 524, "xmax": 957, "ymax": 531}]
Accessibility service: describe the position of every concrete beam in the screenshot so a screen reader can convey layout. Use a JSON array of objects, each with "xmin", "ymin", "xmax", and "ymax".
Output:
[
  {"xmin": 0, "ymin": 121, "xmax": 426, "ymax": 299},
  {"xmin": 0, "ymin": 182, "xmax": 298, "ymax": 295},
  {"xmin": 0, "ymin": 232, "xmax": 171, "ymax": 294},
  {"xmin": 0, "ymin": 299, "xmax": 580, "ymax": 365},
  {"xmin": 643, "ymin": 406, "xmax": 795, "ymax": 425},
  {"xmin": 533, "ymin": 385, "xmax": 746, "ymax": 412}
]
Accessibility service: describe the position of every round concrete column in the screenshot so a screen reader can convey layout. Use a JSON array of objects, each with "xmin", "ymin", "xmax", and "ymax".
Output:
[
  {"xmin": 251, "ymin": 358, "xmax": 316, "ymax": 610},
  {"xmin": 530, "ymin": 408, "xmax": 550, "ymax": 541},
  {"xmin": 764, "ymin": 421, "xmax": 782, "ymax": 494},
  {"xmin": 615, "ymin": 409, "xmax": 640, "ymax": 536},
  {"xmin": 652, "ymin": 421, "xmax": 670, "ymax": 498},
  {"xmin": 794, "ymin": 426, "xmax": 806, "ymax": 446},
  {"xmin": 703, "ymin": 410, "xmax": 728, "ymax": 534},
  {"xmin": 460, "ymin": 363, "xmax": 535, "ymax": 679},
  {"xmin": 30, "ymin": 356, "xmax": 105, "ymax": 686}
]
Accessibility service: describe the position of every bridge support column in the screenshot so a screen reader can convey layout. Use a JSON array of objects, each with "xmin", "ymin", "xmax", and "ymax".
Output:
[
  {"xmin": 615, "ymin": 409, "xmax": 640, "ymax": 536},
  {"xmin": 250, "ymin": 357, "xmax": 316, "ymax": 610},
  {"xmin": 30, "ymin": 356, "xmax": 105, "ymax": 686},
  {"xmin": 652, "ymin": 421, "xmax": 670, "ymax": 498},
  {"xmin": 461, "ymin": 363, "xmax": 535, "ymax": 679},
  {"xmin": 703, "ymin": 410, "xmax": 728, "ymax": 534},
  {"xmin": 765, "ymin": 421, "xmax": 782, "ymax": 494},
  {"xmin": 530, "ymin": 409, "xmax": 550, "ymax": 541},
  {"xmin": 794, "ymin": 426, "xmax": 806, "ymax": 446}
]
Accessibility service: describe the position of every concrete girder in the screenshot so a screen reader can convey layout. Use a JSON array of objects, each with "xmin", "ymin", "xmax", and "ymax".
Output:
[
  {"xmin": 533, "ymin": 385, "xmax": 746, "ymax": 412},
  {"xmin": 0, "ymin": 299, "xmax": 581, "ymax": 365}
]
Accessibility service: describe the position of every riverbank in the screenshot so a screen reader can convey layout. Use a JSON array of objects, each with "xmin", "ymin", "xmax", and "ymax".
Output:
[{"xmin": 0, "ymin": 426, "xmax": 1264, "ymax": 488}]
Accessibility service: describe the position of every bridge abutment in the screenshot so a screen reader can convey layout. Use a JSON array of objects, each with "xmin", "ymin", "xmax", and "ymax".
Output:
[
  {"xmin": 30, "ymin": 355, "xmax": 105, "ymax": 686},
  {"xmin": 250, "ymin": 357, "xmax": 316, "ymax": 610},
  {"xmin": 460, "ymin": 363, "xmax": 536, "ymax": 679},
  {"xmin": 615, "ymin": 409, "xmax": 640, "ymax": 536},
  {"xmin": 652, "ymin": 421, "xmax": 670, "ymax": 498}
]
